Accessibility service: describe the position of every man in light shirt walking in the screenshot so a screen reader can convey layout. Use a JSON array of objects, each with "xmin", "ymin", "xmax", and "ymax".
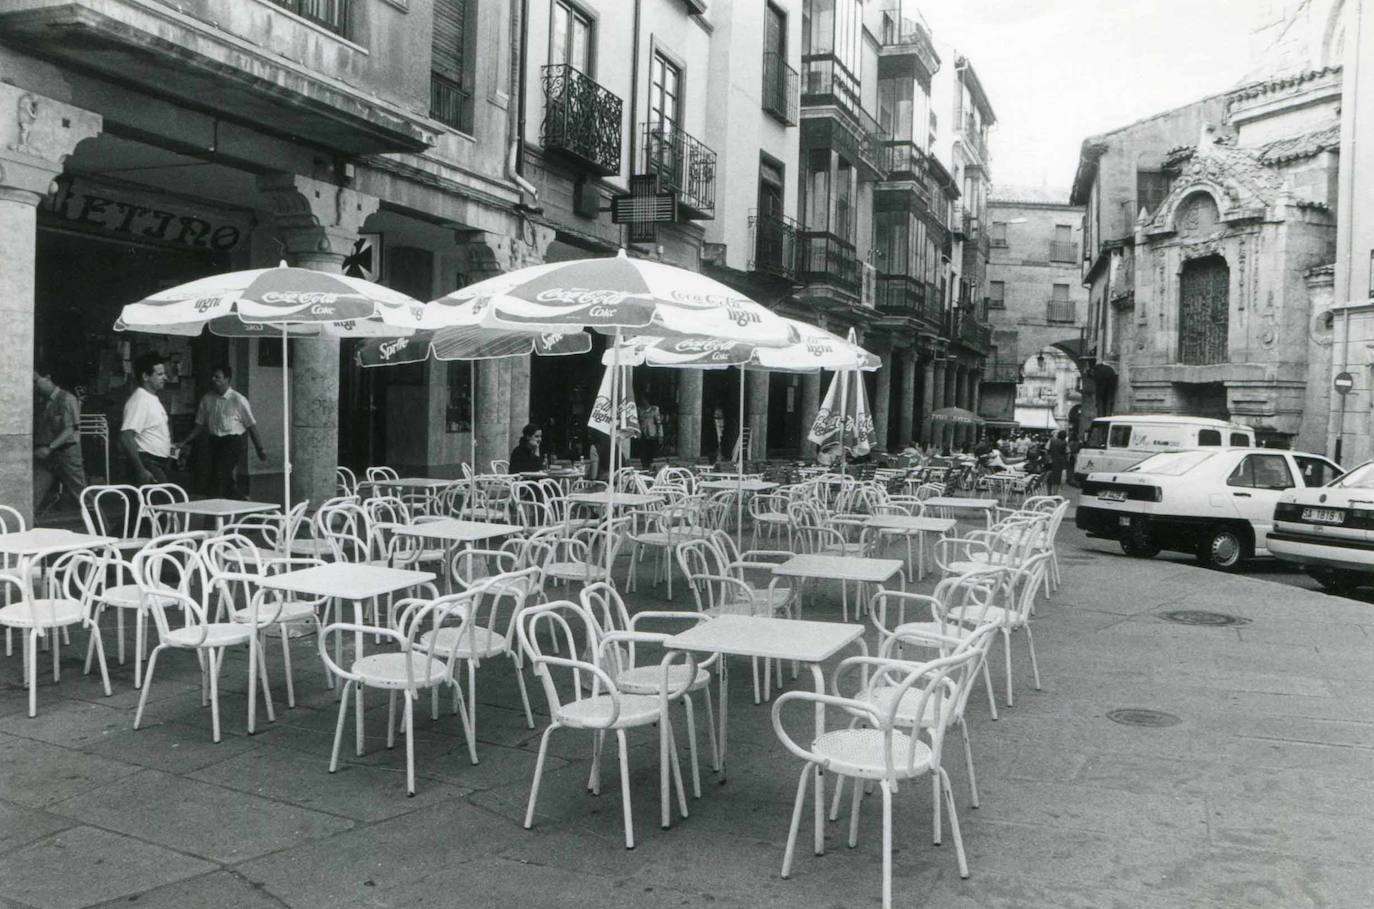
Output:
[
  {"xmin": 180, "ymin": 364, "xmax": 267, "ymax": 498},
  {"xmin": 121, "ymin": 352, "xmax": 173, "ymax": 485}
]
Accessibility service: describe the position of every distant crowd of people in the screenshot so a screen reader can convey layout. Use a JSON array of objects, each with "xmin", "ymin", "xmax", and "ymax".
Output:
[{"xmin": 890, "ymin": 429, "xmax": 1081, "ymax": 495}]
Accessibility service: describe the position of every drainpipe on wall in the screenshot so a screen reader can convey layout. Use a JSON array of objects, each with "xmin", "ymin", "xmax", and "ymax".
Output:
[
  {"xmin": 628, "ymin": 0, "xmax": 642, "ymax": 179},
  {"xmin": 507, "ymin": 0, "xmax": 539, "ymax": 209}
]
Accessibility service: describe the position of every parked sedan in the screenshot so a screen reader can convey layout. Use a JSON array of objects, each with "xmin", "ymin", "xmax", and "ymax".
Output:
[
  {"xmin": 1269, "ymin": 459, "xmax": 1374, "ymax": 592},
  {"xmin": 1075, "ymin": 448, "xmax": 1342, "ymax": 570}
]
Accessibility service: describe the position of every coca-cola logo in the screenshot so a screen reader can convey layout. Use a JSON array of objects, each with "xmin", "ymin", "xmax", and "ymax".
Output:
[
  {"xmin": 673, "ymin": 338, "xmax": 736, "ymax": 354},
  {"xmin": 588, "ymin": 306, "xmax": 618, "ymax": 317},
  {"xmin": 378, "ymin": 339, "xmax": 408, "ymax": 360},
  {"xmin": 668, "ymin": 290, "xmax": 747, "ymax": 307},
  {"xmin": 309, "ymin": 304, "xmax": 335, "ymax": 315},
  {"xmin": 536, "ymin": 288, "xmax": 630, "ymax": 307},
  {"xmin": 261, "ymin": 291, "xmax": 342, "ymax": 305}
]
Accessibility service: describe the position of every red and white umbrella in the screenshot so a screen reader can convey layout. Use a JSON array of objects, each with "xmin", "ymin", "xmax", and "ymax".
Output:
[
  {"xmin": 807, "ymin": 329, "xmax": 877, "ymax": 469},
  {"xmin": 115, "ymin": 263, "xmax": 422, "ymax": 512}
]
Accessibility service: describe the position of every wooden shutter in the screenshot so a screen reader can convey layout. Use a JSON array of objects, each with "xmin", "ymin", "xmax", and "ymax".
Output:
[{"xmin": 433, "ymin": 0, "xmax": 467, "ymax": 79}]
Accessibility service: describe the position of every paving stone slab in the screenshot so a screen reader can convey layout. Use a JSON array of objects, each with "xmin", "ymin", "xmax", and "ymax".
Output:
[{"xmin": 0, "ymin": 734, "xmax": 141, "ymax": 808}]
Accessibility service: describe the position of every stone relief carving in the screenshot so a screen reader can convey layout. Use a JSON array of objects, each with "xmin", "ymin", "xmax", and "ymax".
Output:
[
  {"xmin": 10, "ymin": 94, "xmax": 38, "ymax": 155},
  {"xmin": 1237, "ymin": 237, "xmax": 1247, "ymax": 311},
  {"xmin": 1259, "ymin": 290, "xmax": 1279, "ymax": 349}
]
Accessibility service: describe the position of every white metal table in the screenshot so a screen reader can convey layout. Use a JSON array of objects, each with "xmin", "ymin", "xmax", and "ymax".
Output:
[
  {"xmin": 699, "ymin": 478, "xmax": 779, "ymax": 493},
  {"xmin": 564, "ymin": 491, "xmax": 665, "ymax": 508},
  {"xmin": 923, "ymin": 496, "xmax": 998, "ymax": 530},
  {"xmin": 259, "ymin": 562, "xmax": 435, "ymax": 749},
  {"xmin": 664, "ymin": 615, "xmax": 866, "ymax": 855},
  {"xmin": 862, "ymin": 515, "xmax": 958, "ymax": 578},
  {"xmin": 771, "ymin": 553, "xmax": 906, "ymax": 622},
  {"xmin": 387, "ymin": 518, "xmax": 523, "ymax": 544},
  {"xmin": 149, "ymin": 498, "xmax": 279, "ymax": 533}
]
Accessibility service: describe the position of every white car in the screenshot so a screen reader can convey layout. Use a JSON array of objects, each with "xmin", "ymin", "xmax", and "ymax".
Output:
[
  {"xmin": 1269, "ymin": 459, "xmax": 1374, "ymax": 592},
  {"xmin": 1075, "ymin": 448, "xmax": 1342, "ymax": 570}
]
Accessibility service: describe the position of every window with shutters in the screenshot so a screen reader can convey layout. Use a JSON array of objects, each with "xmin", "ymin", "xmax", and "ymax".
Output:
[{"xmin": 431, "ymin": 0, "xmax": 477, "ymax": 133}]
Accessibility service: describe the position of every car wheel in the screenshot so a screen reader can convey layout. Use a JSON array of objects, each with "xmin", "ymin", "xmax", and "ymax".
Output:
[
  {"xmin": 1303, "ymin": 566, "xmax": 1366, "ymax": 594},
  {"xmin": 1119, "ymin": 523, "xmax": 1160, "ymax": 559},
  {"xmin": 1197, "ymin": 527, "xmax": 1245, "ymax": 571}
]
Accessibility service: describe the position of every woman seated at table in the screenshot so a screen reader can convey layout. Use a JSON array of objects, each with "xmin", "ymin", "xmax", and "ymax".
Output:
[{"xmin": 509, "ymin": 423, "xmax": 544, "ymax": 473}]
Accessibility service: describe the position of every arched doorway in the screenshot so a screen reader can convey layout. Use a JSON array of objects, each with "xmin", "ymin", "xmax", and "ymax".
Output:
[{"xmin": 1179, "ymin": 255, "xmax": 1230, "ymax": 365}]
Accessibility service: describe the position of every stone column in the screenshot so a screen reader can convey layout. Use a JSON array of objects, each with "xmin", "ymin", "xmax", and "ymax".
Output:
[
  {"xmin": 920, "ymin": 357, "xmax": 936, "ymax": 444},
  {"xmin": 954, "ymin": 365, "xmax": 969, "ymax": 446},
  {"xmin": 872, "ymin": 345, "xmax": 892, "ymax": 452},
  {"xmin": 508, "ymin": 355, "xmax": 530, "ymax": 455},
  {"xmin": 257, "ymin": 173, "xmax": 379, "ymax": 507},
  {"xmin": 800, "ymin": 372, "xmax": 821, "ymax": 457},
  {"xmin": 677, "ymin": 369, "xmax": 703, "ymax": 459},
  {"xmin": 897, "ymin": 352, "xmax": 916, "ymax": 447},
  {"xmin": 475, "ymin": 359, "xmax": 509, "ymax": 472},
  {"xmin": 0, "ymin": 87, "xmax": 100, "ymax": 526},
  {"xmin": 747, "ymin": 369, "xmax": 770, "ymax": 460}
]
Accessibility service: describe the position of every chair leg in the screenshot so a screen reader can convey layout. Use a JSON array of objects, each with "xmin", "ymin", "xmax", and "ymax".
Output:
[
  {"xmin": 512, "ymin": 654, "xmax": 535, "ymax": 729},
  {"xmin": 280, "ymin": 626, "xmax": 296, "ymax": 708},
  {"xmin": 116, "ymin": 609, "xmax": 125, "ymax": 666},
  {"xmin": 701, "ymin": 686, "xmax": 720, "ymax": 773},
  {"xmin": 89, "ymin": 624, "xmax": 112, "ymax": 697},
  {"xmin": 452, "ymin": 679, "xmax": 478, "ymax": 765},
  {"xmin": 133, "ymin": 645, "xmax": 165, "ymax": 730},
  {"xmin": 1002, "ymin": 628, "xmax": 1014, "ymax": 708},
  {"xmin": 134, "ymin": 610, "xmax": 146, "ymax": 689},
  {"xmin": 848, "ymin": 772, "xmax": 863, "ymax": 848},
  {"xmin": 941, "ymin": 767, "xmax": 970, "ymax": 879},
  {"xmin": 960, "ymin": 719, "xmax": 980, "ymax": 808},
  {"xmin": 780, "ymin": 762, "xmax": 812, "ymax": 879},
  {"xmin": 329, "ymin": 681, "xmax": 352, "ymax": 772},
  {"xmin": 209, "ymin": 648, "xmax": 223, "ymax": 743},
  {"xmin": 404, "ymin": 694, "xmax": 416, "ymax": 796},
  {"xmin": 982, "ymin": 660, "xmax": 999, "ymax": 721},
  {"xmin": 386, "ymin": 691, "xmax": 397, "ymax": 749},
  {"xmin": 588, "ymin": 730, "xmax": 605, "ymax": 794},
  {"xmin": 881, "ymin": 780, "xmax": 894, "ymax": 909},
  {"xmin": 524, "ymin": 724, "xmax": 556, "ymax": 829},
  {"xmin": 682, "ymin": 696, "xmax": 701, "ymax": 799},
  {"xmin": 1025, "ymin": 626, "xmax": 1042, "ymax": 691},
  {"xmin": 616, "ymin": 728, "xmax": 635, "ymax": 850}
]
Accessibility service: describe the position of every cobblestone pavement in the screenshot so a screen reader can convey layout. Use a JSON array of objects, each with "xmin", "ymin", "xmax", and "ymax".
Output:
[{"xmin": 0, "ymin": 518, "xmax": 1370, "ymax": 908}]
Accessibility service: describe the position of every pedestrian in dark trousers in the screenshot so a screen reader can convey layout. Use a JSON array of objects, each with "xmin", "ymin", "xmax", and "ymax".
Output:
[
  {"xmin": 33, "ymin": 361, "xmax": 86, "ymax": 514},
  {"xmin": 179, "ymin": 364, "xmax": 267, "ymax": 498},
  {"xmin": 121, "ymin": 353, "xmax": 174, "ymax": 486},
  {"xmin": 1047, "ymin": 430, "xmax": 1069, "ymax": 495}
]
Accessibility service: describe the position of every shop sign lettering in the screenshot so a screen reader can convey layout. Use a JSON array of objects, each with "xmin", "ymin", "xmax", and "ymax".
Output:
[{"xmin": 46, "ymin": 177, "xmax": 248, "ymax": 251}]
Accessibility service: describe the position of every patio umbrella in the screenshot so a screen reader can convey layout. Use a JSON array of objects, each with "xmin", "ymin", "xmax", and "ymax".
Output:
[
  {"xmin": 807, "ymin": 329, "xmax": 876, "ymax": 476},
  {"xmin": 356, "ymin": 325, "xmax": 593, "ymax": 507},
  {"xmin": 424, "ymin": 249, "xmax": 797, "ymax": 578},
  {"xmin": 587, "ymin": 363, "xmax": 639, "ymax": 478},
  {"xmin": 115, "ymin": 263, "xmax": 422, "ymax": 513}
]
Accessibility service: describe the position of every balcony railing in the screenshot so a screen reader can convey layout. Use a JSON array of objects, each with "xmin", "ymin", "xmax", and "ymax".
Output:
[
  {"xmin": 1049, "ymin": 240, "xmax": 1079, "ymax": 263},
  {"xmin": 881, "ymin": 140, "xmax": 926, "ymax": 183},
  {"xmin": 430, "ymin": 72, "xmax": 472, "ymax": 133},
  {"xmin": 960, "ymin": 113, "xmax": 988, "ymax": 162},
  {"xmin": 1047, "ymin": 300, "xmax": 1076, "ymax": 323},
  {"xmin": 642, "ymin": 123, "xmax": 717, "ymax": 219},
  {"xmin": 876, "ymin": 273, "xmax": 925, "ymax": 317},
  {"xmin": 762, "ymin": 52, "xmax": 799, "ymax": 126},
  {"xmin": 945, "ymin": 305, "xmax": 993, "ymax": 350},
  {"xmin": 800, "ymin": 54, "xmax": 889, "ymax": 178},
  {"xmin": 272, "ymin": 0, "xmax": 350, "ymax": 36},
  {"xmin": 749, "ymin": 211, "xmax": 800, "ymax": 279},
  {"xmin": 541, "ymin": 64, "xmax": 623, "ymax": 176},
  {"xmin": 797, "ymin": 231, "xmax": 859, "ymax": 292}
]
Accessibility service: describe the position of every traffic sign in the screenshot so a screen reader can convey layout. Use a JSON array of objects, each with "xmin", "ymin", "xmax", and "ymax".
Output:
[{"xmin": 1334, "ymin": 371, "xmax": 1355, "ymax": 395}]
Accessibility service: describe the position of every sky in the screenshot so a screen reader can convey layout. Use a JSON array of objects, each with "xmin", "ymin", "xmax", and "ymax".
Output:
[{"xmin": 914, "ymin": 0, "xmax": 1270, "ymax": 192}]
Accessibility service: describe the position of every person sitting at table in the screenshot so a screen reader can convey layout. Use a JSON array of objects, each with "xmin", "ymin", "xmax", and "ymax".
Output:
[{"xmin": 509, "ymin": 423, "xmax": 544, "ymax": 473}]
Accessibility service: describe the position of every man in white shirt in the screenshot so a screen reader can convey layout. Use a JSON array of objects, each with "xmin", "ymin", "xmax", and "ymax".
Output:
[
  {"xmin": 180, "ymin": 364, "xmax": 267, "ymax": 498},
  {"xmin": 121, "ymin": 353, "xmax": 173, "ymax": 485}
]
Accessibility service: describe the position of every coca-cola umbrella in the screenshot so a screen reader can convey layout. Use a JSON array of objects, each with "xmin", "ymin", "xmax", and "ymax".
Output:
[
  {"xmin": 356, "ymin": 325, "xmax": 593, "ymax": 504},
  {"xmin": 605, "ymin": 319, "xmax": 879, "ymax": 539},
  {"xmin": 115, "ymin": 263, "xmax": 424, "ymax": 512},
  {"xmin": 807, "ymin": 329, "xmax": 877, "ymax": 476}
]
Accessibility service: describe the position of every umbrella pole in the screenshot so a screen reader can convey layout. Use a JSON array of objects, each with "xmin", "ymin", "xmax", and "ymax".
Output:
[
  {"xmin": 838, "ymin": 368, "xmax": 848, "ymax": 479},
  {"xmin": 736, "ymin": 367, "xmax": 745, "ymax": 549},
  {"xmin": 469, "ymin": 360, "xmax": 476, "ymax": 520},
  {"xmin": 281, "ymin": 326, "xmax": 291, "ymax": 514},
  {"xmin": 606, "ymin": 328, "xmax": 621, "ymax": 583}
]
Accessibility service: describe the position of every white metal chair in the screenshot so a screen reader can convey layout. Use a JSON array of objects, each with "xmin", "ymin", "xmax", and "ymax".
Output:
[
  {"xmin": 139, "ymin": 483, "xmax": 191, "ymax": 535},
  {"xmin": 319, "ymin": 588, "xmax": 475, "ymax": 795},
  {"xmin": 516, "ymin": 599, "xmax": 692, "ymax": 849},
  {"xmin": 945, "ymin": 551, "xmax": 1048, "ymax": 707}
]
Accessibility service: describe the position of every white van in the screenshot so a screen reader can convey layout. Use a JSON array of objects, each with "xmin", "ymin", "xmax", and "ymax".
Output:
[{"xmin": 1072, "ymin": 415, "xmax": 1256, "ymax": 483}]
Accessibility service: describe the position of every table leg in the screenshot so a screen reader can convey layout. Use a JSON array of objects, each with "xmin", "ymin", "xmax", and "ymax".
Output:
[
  {"xmin": 718, "ymin": 655, "xmax": 729, "ymax": 783},
  {"xmin": 810, "ymin": 662, "xmax": 825, "ymax": 856},
  {"xmin": 352, "ymin": 599, "xmax": 365, "ymax": 755}
]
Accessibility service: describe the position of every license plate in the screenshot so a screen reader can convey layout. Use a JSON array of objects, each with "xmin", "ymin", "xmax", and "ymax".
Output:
[
  {"xmin": 1099, "ymin": 490, "xmax": 1128, "ymax": 502},
  {"xmin": 1118, "ymin": 516, "xmax": 1131, "ymax": 527},
  {"xmin": 1302, "ymin": 507, "xmax": 1344, "ymax": 524}
]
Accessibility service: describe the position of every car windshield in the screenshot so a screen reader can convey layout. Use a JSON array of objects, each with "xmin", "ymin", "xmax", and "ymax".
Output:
[
  {"xmin": 1331, "ymin": 461, "xmax": 1374, "ymax": 488},
  {"xmin": 1125, "ymin": 450, "xmax": 1215, "ymax": 475}
]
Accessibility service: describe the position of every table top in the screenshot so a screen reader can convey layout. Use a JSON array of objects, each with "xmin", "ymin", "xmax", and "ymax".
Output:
[
  {"xmin": 665, "ymin": 615, "xmax": 863, "ymax": 663},
  {"xmin": 864, "ymin": 515, "xmax": 959, "ymax": 533},
  {"xmin": 772, "ymin": 554, "xmax": 905, "ymax": 584},
  {"xmin": 566, "ymin": 492, "xmax": 664, "ymax": 507},
  {"xmin": 925, "ymin": 497, "xmax": 997, "ymax": 510},
  {"xmin": 699, "ymin": 479, "xmax": 779, "ymax": 492},
  {"xmin": 0, "ymin": 529, "xmax": 118, "ymax": 556},
  {"xmin": 258, "ymin": 562, "xmax": 435, "ymax": 599},
  {"xmin": 388, "ymin": 518, "xmax": 523, "ymax": 543},
  {"xmin": 361, "ymin": 477, "xmax": 454, "ymax": 490},
  {"xmin": 150, "ymin": 499, "xmax": 280, "ymax": 517},
  {"xmin": 515, "ymin": 470, "xmax": 584, "ymax": 480}
]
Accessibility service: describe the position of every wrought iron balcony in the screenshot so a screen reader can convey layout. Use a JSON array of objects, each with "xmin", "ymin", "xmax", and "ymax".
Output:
[
  {"xmin": 1047, "ymin": 300, "xmax": 1077, "ymax": 323},
  {"xmin": 749, "ymin": 211, "xmax": 800, "ymax": 279},
  {"xmin": 960, "ymin": 113, "xmax": 988, "ymax": 162},
  {"xmin": 541, "ymin": 65, "xmax": 623, "ymax": 176},
  {"xmin": 430, "ymin": 72, "xmax": 473, "ymax": 133},
  {"xmin": 1049, "ymin": 240, "xmax": 1079, "ymax": 263},
  {"xmin": 271, "ymin": 0, "xmax": 350, "ymax": 37},
  {"xmin": 762, "ymin": 52, "xmax": 799, "ymax": 126},
  {"xmin": 642, "ymin": 123, "xmax": 717, "ymax": 219},
  {"xmin": 876, "ymin": 273, "xmax": 925, "ymax": 318},
  {"xmin": 945, "ymin": 305, "xmax": 993, "ymax": 351},
  {"xmin": 984, "ymin": 358, "xmax": 1021, "ymax": 383},
  {"xmin": 797, "ymin": 231, "xmax": 859, "ymax": 292},
  {"xmin": 800, "ymin": 54, "xmax": 890, "ymax": 179}
]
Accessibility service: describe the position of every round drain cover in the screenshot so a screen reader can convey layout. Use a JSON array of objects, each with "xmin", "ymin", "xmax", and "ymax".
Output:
[
  {"xmin": 1106, "ymin": 708, "xmax": 1182, "ymax": 728},
  {"xmin": 1160, "ymin": 610, "xmax": 1250, "ymax": 627}
]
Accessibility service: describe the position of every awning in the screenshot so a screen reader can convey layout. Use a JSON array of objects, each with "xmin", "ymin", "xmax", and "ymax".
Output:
[
  {"xmin": 930, "ymin": 406, "xmax": 983, "ymax": 425},
  {"xmin": 1014, "ymin": 406, "xmax": 1060, "ymax": 430}
]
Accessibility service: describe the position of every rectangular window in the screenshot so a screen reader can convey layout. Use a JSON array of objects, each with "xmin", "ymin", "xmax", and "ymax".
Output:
[
  {"xmin": 272, "ymin": 0, "xmax": 350, "ymax": 37},
  {"xmin": 1108, "ymin": 424, "xmax": 1132, "ymax": 448},
  {"xmin": 650, "ymin": 52, "xmax": 681, "ymax": 132},
  {"xmin": 834, "ymin": 157, "xmax": 854, "ymax": 241},
  {"xmin": 990, "ymin": 220, "xmax": 1007, "ymax": 247},
  {"xmin": 551, "ymin": 1, "xmax": 594, "ymax": 74},
  {"xmin": 1052, "ymin": 283, "xmax": 1070, "ymax": 302},
  {"xmin": 1137, "ymin": 171, "xmax": 1172, "ymax": 218},
  {"xmin": 802, "ymin": 147, "xmax": 830, "ymax": 231},
  {"xmin": 989, "ymin": 280, "xmax": 1005, "ymax": 309},
  {"xmin": 431, "ymin": 0, "xmax": 476, "ymax": 133},
  {"xmin": 1054, "ymin": 224, "xmax": 1072, "ymax": 244}
]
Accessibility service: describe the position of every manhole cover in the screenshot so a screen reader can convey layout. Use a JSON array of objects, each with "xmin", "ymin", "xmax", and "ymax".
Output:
[
  {"xmin": 1160, "ymin": 610, "xmax": 1251, "ymax": 627},
  {"xmin": 1106, "ymin": 708, "xmax": 1182, "ymax": 728}
]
